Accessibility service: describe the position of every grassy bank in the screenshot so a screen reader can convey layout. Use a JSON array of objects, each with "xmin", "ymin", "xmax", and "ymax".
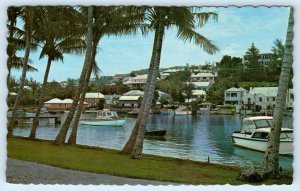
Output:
[{"xmin": 7, "ymin": 137, "xmax": 292, "ymax": 185}]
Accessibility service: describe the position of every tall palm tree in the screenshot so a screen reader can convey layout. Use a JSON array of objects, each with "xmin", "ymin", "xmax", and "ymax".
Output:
[
  {"xmin": 122, "ymin": 7, "xmax": 219, "ymax": 158},
  {"xmin": 54, "ymin": 6, "xmax": 94, "ymax": 145},
  {"xmin": 67, "ymin": 6, "xmax": 146, "ymax": 145},
  {"xmin": 7, "ymin": 7, "xmax": 42, "ymax": 136},
  {"xmin": 28, "ymin": 7, "xmax": 85, "ymax": 140},
  {"xmin": 263, "ymin": 7, "xmax": 294, "ymax": 176}
]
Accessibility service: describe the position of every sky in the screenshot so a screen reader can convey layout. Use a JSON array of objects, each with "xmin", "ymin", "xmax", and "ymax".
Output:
[{"xmin": 11, "ymin": 6, "xmax": 290, "ymax": 82}]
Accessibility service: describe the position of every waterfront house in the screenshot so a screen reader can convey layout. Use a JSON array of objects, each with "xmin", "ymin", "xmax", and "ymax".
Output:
[
  {"xmin": 249, "ymin": 87, "xmax": 277, "ymax": 110},
  {"xmin": 241, "ymin": 92, "xmax": 255, "ymax": 110},
  {"xmin": 44, "ymin": 98, "xmax": 88, "ymax": 111},
  {"xmin": 224, "ymin": 87, "xmax": 247, "ymax": 113},
  {"xmin": 118, "ymin": 96, "xmax": 141, "ymax": 108},
  {"xmin": 190, "ymin": 72, "xmax": 216, "ymax": 84},
  {"xmin": 84, "ymin": 92, "xmax": 105, "ymax": 107}
]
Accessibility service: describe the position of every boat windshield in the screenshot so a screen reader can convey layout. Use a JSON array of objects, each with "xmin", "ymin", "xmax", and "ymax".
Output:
[
  {"xmin": 254, "ymin": 119, "xmax": 271, "ymax": 128},
  {"xmin": 280, "ymin": 131, "xmax": 294, "ymax": 140}
]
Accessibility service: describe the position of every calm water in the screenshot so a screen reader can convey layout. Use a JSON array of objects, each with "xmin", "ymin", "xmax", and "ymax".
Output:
[{"xmin": 13, "ymin": 114, "xmax": 293, "ymax": 170}]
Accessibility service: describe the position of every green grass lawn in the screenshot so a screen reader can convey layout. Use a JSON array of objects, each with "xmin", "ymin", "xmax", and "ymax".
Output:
[{"xmin": 7, "ymin": 137, "xmax": 292, "ymax": 185}]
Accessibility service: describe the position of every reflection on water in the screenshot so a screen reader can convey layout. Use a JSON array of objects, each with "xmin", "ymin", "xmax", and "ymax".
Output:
[{"xmin": 12, "ymin": 114, "xmax": 293, "ymax": 170}]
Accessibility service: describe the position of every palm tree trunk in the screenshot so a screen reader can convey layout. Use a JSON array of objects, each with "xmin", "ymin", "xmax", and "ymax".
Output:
[
  {"xmin": 120, "ymin": 23, "xmax": 159, "ymax": 154},
  {"xmin": 7, "ymin": 8, "xmax": 33, "ymax": 136},
  {"xmin": 263, "ymin": 7, "xmax": 293, "ymax": 175},
  {"xmin": 54, "ymin": 6, "xmax": 94, "ymax": 145},
  {"xmin": 131, "ymin": 16, "xmax": 165, "ymax": 159},
  {"xmin": 29, "ymin": 56, "xmax": 52, "ymax": 140},
  {"xmin": 67, "ymin": 37, "xmax": 99, "ymax": 145}
]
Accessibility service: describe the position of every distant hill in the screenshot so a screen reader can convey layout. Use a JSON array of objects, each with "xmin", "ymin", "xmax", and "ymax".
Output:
[{"xmin": 131, "ymin": 66, "xmax": 185, "ymax": 75}]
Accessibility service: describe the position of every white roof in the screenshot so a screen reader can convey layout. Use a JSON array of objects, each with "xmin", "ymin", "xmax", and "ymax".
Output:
[
  {"xmin": 132, "ymin": 74, "xmax": 148, "ymax": 80},
  {"xmin": 226, "ymin": 87, "xmax": 243, "ymax": 92},
  {"xmin": 44, "ymin": 98, "xmax": 62, "ymax": 104},
  {"xmin": 44, "ymin": 98, "xmax": 88, "ymax": 104},
  {"xmin": 85, "ymin": 92, "xmax": 104, "ymax": 99},
  {"xmin": 123, "ymin": 90, "xmax": 144, "ymax": 96},
  {"xmin": 9, "ymin": 92, "xmax": 17, "ymax": 96},
  {"xmin": 249, "ymin": 87, "xmax": 278, "ymax": 97},
  {"xmin": 191, "ymin": 73, "xmax": 214, "ymax": 77},
  {"xmin": 190, "ymin": 82, "xmax": 211, "ymax": 87},
  {"xmin": 163, "ymin": 69, "xmax": 180, "ymax": 73},
  {"xmin": 192, "ymin": 90, "xmax": 206, "ymax": 96},
  {"xmin": 118, "ymin": 96, "xmax": 140, "ymax": 101}
]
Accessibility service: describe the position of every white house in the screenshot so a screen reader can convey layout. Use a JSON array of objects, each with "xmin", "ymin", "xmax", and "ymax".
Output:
[
  {"xmin": 123, "ymin": 74, "xmax": 158, "ymax": 89},
  {"xmin": 190, "ymin": 72, "xmax": 216, "ymax": 83},
  {"xmin": 249, "ymin": 87, "xmax": 277, "ymax": 110},
  {"xmin": 118, "ymin": 96, "xmax": 141, "ymax": 108},
  {"xmin": 224, "ymin": 87, "xmax": 247, "ymax": 113},
  {"xmin": 189, "ymin": 81, "xmax": 213, "ymax": 92}
]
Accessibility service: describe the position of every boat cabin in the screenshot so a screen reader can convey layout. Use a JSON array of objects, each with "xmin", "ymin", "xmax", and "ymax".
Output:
[
  {"xmin": 240, "ymin": 116, "xmax": 273, "ymax": 133},
  {"xmin": 96, "ymin": 110, "xmax": 118, "ymax": 119},
  {"xmin": 250, "ymin": 128, "xmax": 293, "ymax": 140}
]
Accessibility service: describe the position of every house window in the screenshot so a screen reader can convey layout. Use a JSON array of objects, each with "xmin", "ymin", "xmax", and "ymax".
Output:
[
  {"xmin": 259, "ymin": 97, "xmax": 262, "ymax": 102},
  {"xmin": 231, "ymin": 93, "xmax": 237, "ymax": 97},
  {"xmin": 248, "ymin": 98, "xmax": 251, "ymax": 102},
  {"xmin": 273, "ymin": 98, "xmax": 276, "ymax": 101},
  {"xmin": 226, "ymin": 93, "xmax": 230, "ymax": 97}
]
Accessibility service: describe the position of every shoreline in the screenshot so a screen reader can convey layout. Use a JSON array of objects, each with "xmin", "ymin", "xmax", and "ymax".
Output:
[{"xmin": 7, "ymin": 136, "xmax": 293, "ymax": 185}]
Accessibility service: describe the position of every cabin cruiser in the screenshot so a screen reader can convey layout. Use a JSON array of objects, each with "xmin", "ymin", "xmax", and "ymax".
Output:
[
  {"xmin": 231, "ymin": 116, "xmax": 293, "ymax": 155},
  {"xmin": 80, "ymin": 110, "xmax": 126, "ymax": 126}
]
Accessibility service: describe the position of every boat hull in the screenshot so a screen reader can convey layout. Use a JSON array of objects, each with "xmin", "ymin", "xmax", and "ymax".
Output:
[
  {"xmin": 80, "ymin": 119, "xmax": 126, "ymax": 126},
  {"xmin": 145, "ymin": 130, "xmax": 167, "ymax": 136},
  {"xmin": 232, "ymin": 133, "xmax": 293, "ymax": 155},
  {"xmin": 175, "ymin": 111, "xmax": 192, "ymax": 115}
]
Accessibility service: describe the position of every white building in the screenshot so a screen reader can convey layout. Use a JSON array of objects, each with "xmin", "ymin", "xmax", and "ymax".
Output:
[
  {"xmin": 190, "ymin": 72, "xmax": 216, "ymax": 83},
  {"xmin": 224, "ymin": 87, "xmax": 247, "ymax": 113},
  {"xmin": 249, "ymin": 87, "xmax": 277, "ymax": 110},
  {"xmin": 188, "ymin": 81, "xmax": 213, "ymax": 92}
]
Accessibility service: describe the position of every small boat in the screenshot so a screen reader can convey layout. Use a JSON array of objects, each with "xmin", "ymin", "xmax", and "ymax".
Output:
[
  {"xmin": 231, "ymin": 116, "xmax": 293, "ymax": 155},
  {"xmin": 80, "ymin": 110, "xmax": 126, "ymax": 126},
  {"xmin": 174, "ymin": 106, "xmax": 191, "ymax": 115},
  {"xmin": 145, "ymin": 129, "xmax": 167, "ymax": 137}
]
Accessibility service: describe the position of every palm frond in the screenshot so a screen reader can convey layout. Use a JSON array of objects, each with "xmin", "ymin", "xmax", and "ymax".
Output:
[{"xmin": 177, "ymin": 27, "xmax": 219, "ymax": 55}]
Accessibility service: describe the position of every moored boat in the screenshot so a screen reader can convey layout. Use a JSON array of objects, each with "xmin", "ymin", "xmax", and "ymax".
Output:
[
  {"xmin": 174, "ymin": 106, "xmax": 191, "ymax": 115},
  {"xmin": 80, "ymin": 110, "xmax": 126, "ymax": 126},
  {"xmin": 145, "ymin": 129, "xmax": 167, "ymax": 136},
  {"xmin": 231, "ymin": 116, "xmax": 293, "ymax": 155}
]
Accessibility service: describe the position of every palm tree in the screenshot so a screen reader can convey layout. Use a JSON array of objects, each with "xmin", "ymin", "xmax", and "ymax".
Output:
[
  {"xmin": 123, "ymin": 7, "xmax": 219, "ymax": 158},
  {"xmin": 28, "ymin": 7, "xmax": 85, "ymax": 140},
  {"xmin": 7, "ymin": 7, "xmax": 42, "ymax": 136},
  {"xmin": 53, "ymin": 6, "xmax": 94, "ymax": 145},
  {"xmin": 263, "ymin": 7, "xmax": 294, "ymax": 176},
  {"xmin": 67, "ymin": 7, "xmax": 146, "ymax": 144}
]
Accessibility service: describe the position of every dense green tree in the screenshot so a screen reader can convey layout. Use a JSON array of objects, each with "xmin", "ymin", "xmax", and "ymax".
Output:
[{"xmin": 243, "ymin": 43, "xmax": 265, "ymax": 82}]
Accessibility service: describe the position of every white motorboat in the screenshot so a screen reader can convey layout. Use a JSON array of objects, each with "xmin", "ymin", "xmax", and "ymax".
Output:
[
  {"xmin": 231, "ymin": 116, "xmax": 293, "ymax": 155},
  {"xmin": 174, "ymin": 106, "xmax": 191, "ymax": 115},
  {"xmin": 80, "ymin": 110, "xmax": 126, "ymax": 126}
]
